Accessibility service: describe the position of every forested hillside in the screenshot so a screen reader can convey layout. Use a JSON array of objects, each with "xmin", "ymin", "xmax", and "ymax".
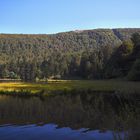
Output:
[{"xmin": 0, "ymin": 28, "xmax": 140, "ymax": 81}]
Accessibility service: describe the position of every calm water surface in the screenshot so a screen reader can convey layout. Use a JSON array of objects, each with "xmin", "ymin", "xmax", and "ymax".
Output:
[{"xmin": 0, "ymin": 92, "xmax": 139, "ymax": 140}]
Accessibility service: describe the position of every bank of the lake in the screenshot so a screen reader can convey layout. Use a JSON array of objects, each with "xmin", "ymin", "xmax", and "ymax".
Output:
[{"xmin": 0, "ymin": 80, "xmax": 140, "ymax": 96}]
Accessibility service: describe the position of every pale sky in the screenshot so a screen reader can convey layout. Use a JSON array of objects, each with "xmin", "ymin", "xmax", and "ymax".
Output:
[{"xmin": 0, "ymin": 0, "xmax": 140, "ymax": 34}]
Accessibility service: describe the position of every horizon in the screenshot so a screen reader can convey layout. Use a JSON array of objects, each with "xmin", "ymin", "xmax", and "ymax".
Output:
[
  {"xmin": 0, "ymin": 27, "xmax": 140, "ymax": 35},
  {"xmin": 0, "ymin": 0, "xmax": 140, "ymax": 34}
]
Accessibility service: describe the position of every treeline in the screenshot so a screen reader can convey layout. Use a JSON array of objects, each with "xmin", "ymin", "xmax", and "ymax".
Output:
[{"xmin": 0, "ymin": 29, "xmax": 140, "ymax": 81}]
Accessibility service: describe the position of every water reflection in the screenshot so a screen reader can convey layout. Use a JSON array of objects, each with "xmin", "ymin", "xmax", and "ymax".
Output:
[{"xmin": 0, "ymin": 92, "xmax": 139, "ymax": 140}]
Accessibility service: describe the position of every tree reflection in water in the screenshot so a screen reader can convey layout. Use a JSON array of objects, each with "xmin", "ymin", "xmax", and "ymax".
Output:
[{"xmin": 0, "ymin": 92, "xmax": 139, "ymax": 140}]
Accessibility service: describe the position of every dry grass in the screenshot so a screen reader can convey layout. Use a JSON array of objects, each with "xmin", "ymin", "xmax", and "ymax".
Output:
[{"xmin": 0, "ymin": 80, "xmax": 140, "ymax": 94}]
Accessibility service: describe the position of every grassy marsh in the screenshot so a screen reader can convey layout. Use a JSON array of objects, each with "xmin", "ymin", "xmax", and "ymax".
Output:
[{"xmin": 0, "ymin": 80, "xmax": 140, "ymax": 95}]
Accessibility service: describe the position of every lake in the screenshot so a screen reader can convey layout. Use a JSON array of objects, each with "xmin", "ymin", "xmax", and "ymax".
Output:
[{"xmin": 0, "ymin": 92, "xmax": 139, "ymax": 140}]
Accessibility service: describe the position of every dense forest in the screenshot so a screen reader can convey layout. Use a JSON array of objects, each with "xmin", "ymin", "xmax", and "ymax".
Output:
[{"xmin": 0, "ymin": 28, "xmax": 140, "ymax": 81}]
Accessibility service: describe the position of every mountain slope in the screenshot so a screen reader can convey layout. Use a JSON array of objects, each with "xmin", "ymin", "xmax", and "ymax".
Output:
[{"xmin": 0, "ymin": 28, "xmax": 140, "ymax": 80}]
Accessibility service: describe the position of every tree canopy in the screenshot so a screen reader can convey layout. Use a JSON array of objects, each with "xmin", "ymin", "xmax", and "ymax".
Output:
[{"xmin": 0, "ymin": 28, "xmax": 140, "ymax": 81}]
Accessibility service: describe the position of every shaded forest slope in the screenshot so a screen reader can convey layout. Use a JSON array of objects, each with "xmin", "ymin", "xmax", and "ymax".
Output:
[{"xmin": 0, "ymin": 28, "xmax": 140, "ymax": 80}]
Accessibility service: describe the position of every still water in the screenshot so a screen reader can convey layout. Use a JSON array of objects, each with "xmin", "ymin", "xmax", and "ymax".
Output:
[{"xmin": 0, "ymin": 92, "xmax": 139, "ymax": 140}]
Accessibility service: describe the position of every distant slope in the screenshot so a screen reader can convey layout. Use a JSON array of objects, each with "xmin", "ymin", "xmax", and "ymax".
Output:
[
  {"xmin": 0, "ymin": 28, "xmax": 140, "ymax": 78},
  {"xmin": 0, "ymin": 28, "xmax": 140, "ymax": 64},
  {"xmin": 1, "ymin": 28, "xmax": 140, "ymax": 51},
  {"xmin": 112, "ymin": 28, "xmax": 140, "ymax": 40}
]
